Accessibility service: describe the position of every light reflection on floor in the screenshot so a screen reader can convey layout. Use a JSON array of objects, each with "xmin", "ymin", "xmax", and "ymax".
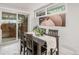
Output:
[
  {"xmin": 2, "ymin": 38, "xmax": 16, "ymax": 43},
  {"xmin": 0, "ymin": 40, "xmax": 20, "ymax": 55}
]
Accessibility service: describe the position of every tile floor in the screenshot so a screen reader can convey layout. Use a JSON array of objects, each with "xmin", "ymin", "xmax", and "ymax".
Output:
[{"xmin": 0, "ymin": 40, "xmax": 20, "ymax": 55}]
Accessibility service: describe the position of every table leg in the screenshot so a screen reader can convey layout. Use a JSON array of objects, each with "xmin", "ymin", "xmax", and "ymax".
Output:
[{"xmin": 37, "ymin": 44, "xmax": 41, "ymax": 55}]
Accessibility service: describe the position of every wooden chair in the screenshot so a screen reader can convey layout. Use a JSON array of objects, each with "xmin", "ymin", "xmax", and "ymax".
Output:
[
  {"xmin": 41, "ymin": 42, "xmax": 47, "ymax": 55},
  {"xmin": 20, "ymin": 33, "xmax": 27, "ymax": 55},
  {"xmin": 25, "ymin": 34, "xmax": 34, "ymax": 55},
  {"xmin": 50, "ymin": 48, "xmax": 57, "ymax": 55}
]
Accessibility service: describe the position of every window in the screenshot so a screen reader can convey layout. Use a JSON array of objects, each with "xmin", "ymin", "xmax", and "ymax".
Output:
[
  {"xmin": 36, "ymin": 10, "xmax": 45, "ymax": 17},
  {"xmin": 18, "ymin": 14, "xmax": 25, "ymax": 20},
  {"xmin": 35, "ymin": 4, "xmax": 66, "ymax": 28},
  {"xmin": 47, "ymin": 5, "xmax": 65, "ymax": 14},
  {"xmin": 2, "ymin": 12, "xmax": 16, "ymax": 20}
]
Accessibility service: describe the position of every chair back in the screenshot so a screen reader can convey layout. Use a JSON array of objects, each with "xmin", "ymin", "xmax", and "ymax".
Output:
[
  {"xmin": 25, "ymin": 34, "xmax": 33, "ymax": 51},
  {"xmin": 21, "ymin": 33, "xmax": 25, "ymax": 41}
]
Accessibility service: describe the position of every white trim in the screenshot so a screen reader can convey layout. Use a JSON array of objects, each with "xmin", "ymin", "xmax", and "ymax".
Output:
[
  {"xmin": 39, "ymin": 25, "xmax": 65, "ymax": 30},
  {"xmin": 36, "ymin": 11, "xmax": 66, "ymax": 18},
  {"xmin": 16, "ymin": 13, "xmax": 18, "ymax": 41},
  {"xmin": 0, "ymin": 7, "xmax": 29, "ymax": 15}
]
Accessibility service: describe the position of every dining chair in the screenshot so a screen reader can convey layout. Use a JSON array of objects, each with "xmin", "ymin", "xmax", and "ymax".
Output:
[
  {"xmin": 41, "ymin": 42, "xmax": 47, "ymax": 55},
  {"xmin": 25, "ymin": 34, "xmax": 34, "ymax": 55},
  {"xmin": 20, "ymin": 33, "xmax": 27, "ymax": 55},
  {"xmin": 50, "ymin": 48, "xmax": 57, "ymax": 55}
]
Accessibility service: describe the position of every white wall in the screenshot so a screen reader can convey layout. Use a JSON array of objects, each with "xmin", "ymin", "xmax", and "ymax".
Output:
[
  {"xmin": 28, "ymin": 11, "xmax": 39, "ymax": 32},
  {"xmin": 59, "ymin": 3, "xmax": 79, "ymax": 55},
  {"xmin": 28, "ymin": 3, "xmax": 48, "ymax": 32}
]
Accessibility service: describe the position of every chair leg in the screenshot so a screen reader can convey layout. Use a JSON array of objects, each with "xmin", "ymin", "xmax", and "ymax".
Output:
[
  {"xmin": 27, "ymin": 50, "xmax": 28, "ymax": 55},
  {"xmin": 45, "ymin": 51, "xmax": 47, "ymax": 55},
  {"xmin": 50, "ymin": 48, "xmax": 53, "ymax": 55},
  {"xmin": 23, "ymin": 46, "xmax": 25, "ymax": 55},
  {"xmin": 20, "ymin": 45, "xmax": 22, "ymax": 54}
]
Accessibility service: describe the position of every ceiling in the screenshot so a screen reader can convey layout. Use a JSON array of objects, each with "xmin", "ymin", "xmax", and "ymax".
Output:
[{"xmin": 0, "ymin": 3, "xmax": 49, "ymax": 11}]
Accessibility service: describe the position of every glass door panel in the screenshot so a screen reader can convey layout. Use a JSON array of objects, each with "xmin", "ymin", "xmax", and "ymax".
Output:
[
  {"xmin": 18, "ymin": 14, "xmax": 25, "ymax": 20},
  {"xmin": 18, "ymin": 14, "xmax": 28, "ymax": 38},
  {"xmin": 1, "ymin": 23, "xmax": 16, "ymax": 42}
]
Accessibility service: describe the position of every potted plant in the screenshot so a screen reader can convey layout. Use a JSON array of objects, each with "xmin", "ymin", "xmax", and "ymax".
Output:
[{"xmin": 33, "ymin": 27, "xmax": 45, "ymax": 36}]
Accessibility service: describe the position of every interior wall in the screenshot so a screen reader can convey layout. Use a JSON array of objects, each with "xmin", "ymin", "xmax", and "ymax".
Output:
[
  {"xmin": 28, "ymin": 4, "xmax": 49, "ymax": 32},
  {"xmin": 28, "ymin": 11, "xmax": 39, "ymax": 32},
  {"xmin": 28, "ymin": 11, "xmax": 35, "ymax": 32},
  {"xmin": 59, "ymin": 3, "xmax": 79, "ymax": 55}
]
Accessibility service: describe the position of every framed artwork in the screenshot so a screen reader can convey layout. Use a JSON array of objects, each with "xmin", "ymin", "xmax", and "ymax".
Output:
[{"xmin": 39, "ymin": 13, "xmax": 65, "ymax": 27}]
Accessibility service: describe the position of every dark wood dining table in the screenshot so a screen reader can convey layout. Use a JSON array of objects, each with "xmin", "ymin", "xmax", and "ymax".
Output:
[{"xmin": 24, "ymin": 32, "xmax": 58, "ymax": 55}]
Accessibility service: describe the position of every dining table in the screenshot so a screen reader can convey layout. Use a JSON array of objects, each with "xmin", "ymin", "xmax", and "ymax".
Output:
[{"xmin": 24, "ymin": 32, "xmax": 58, "ymax": 55}]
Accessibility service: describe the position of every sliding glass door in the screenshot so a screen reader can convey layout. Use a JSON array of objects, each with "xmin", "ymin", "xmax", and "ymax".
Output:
[
  {"xmin": 18, "ymin": 14, "xmax": 28, "ymax": 39},
  {"xmin": 0, "ymin": 12, "xmax": 17, "ymax": 43},
  {"xmin": 0, "ymin": 12, "xmax": 28, "ymax": 43}
]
